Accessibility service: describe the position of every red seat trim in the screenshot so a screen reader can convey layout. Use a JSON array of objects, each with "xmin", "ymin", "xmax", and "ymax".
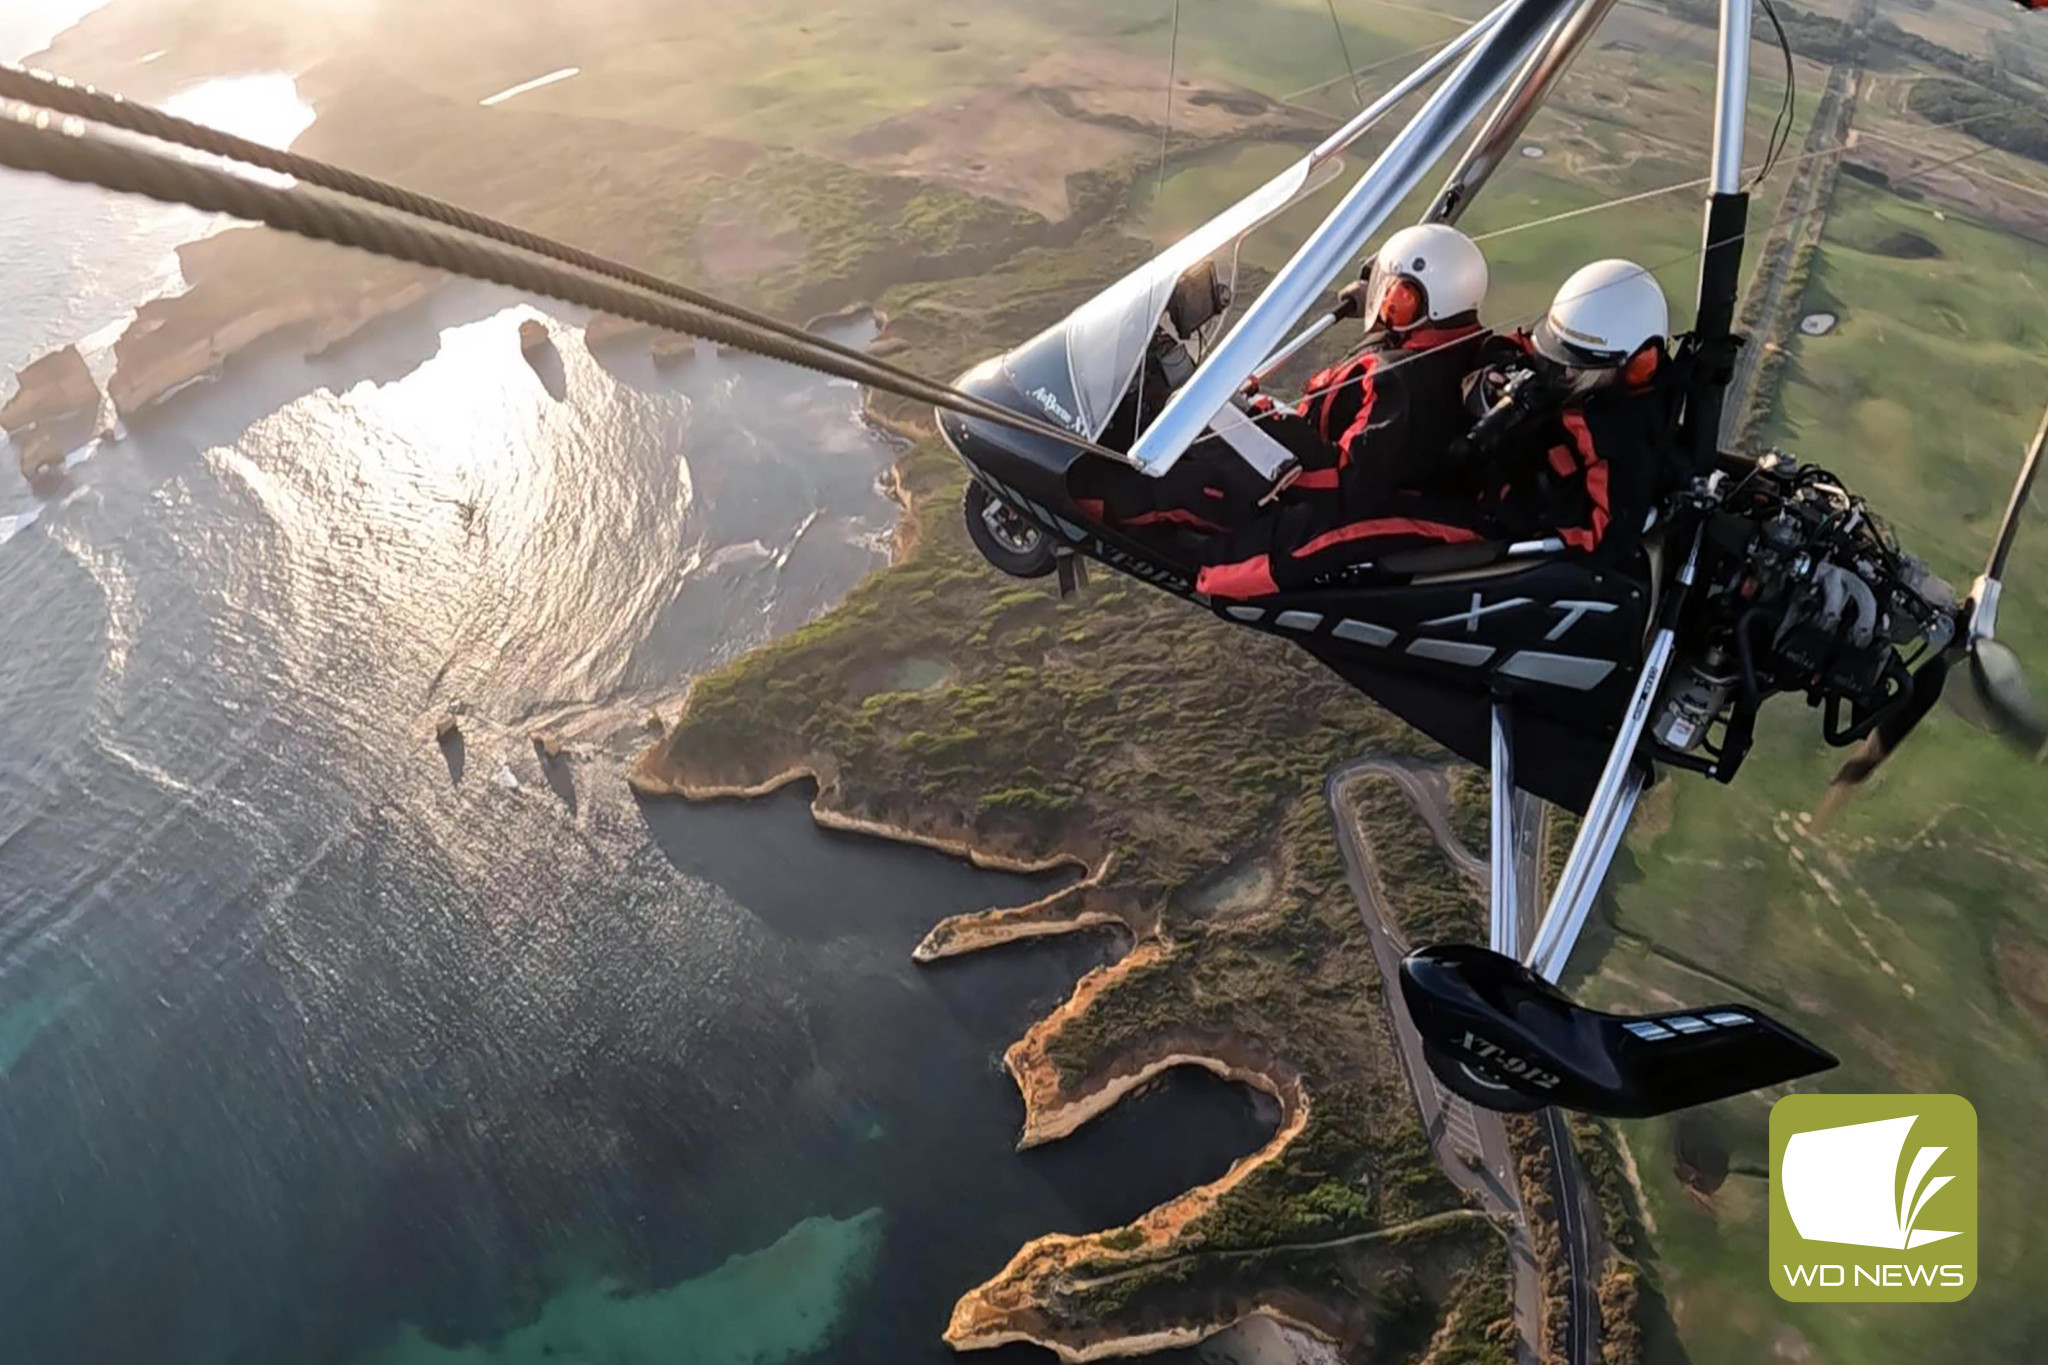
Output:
[
  {"xmin": 1291, "ymin": 516, "xmax": 1485, "ymax": 559},
  {"xmin": 1197, "ymin": 555, "xmax": 1280, "ymax": 599}
]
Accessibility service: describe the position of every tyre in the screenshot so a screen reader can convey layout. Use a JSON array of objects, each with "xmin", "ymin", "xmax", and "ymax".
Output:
[{"xmin": 963, "ymin": 481, "xmax": 1056, "ymax": 578}]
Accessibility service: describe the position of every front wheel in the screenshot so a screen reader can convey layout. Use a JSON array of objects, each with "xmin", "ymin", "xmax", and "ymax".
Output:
[{"xmin": 963, "ymin": 481, "xmax": 1056, "ymax": 578}]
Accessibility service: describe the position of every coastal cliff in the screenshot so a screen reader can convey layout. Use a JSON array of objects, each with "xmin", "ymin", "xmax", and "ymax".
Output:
[
  {"xmin": 2, "ymin": 345, "xmax": 101, "ymax": 479},
  {"xmin": 107, "ymin": 232, "xmax": 438, "ymax": 419},
  {"xmin": 16, "ymin": 9, "xmax": 1511, "ymax": 1347}
]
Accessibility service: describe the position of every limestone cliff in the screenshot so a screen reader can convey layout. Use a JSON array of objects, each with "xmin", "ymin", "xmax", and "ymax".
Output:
[{"xmin": 3, "ymin": 345, "xmax": 101, "ymax": 479}]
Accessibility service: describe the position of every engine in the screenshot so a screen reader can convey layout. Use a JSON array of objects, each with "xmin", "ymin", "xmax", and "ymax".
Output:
[{"xmin": 1652, "ymin": 452, "xmax": 1959, "ymax": 776}]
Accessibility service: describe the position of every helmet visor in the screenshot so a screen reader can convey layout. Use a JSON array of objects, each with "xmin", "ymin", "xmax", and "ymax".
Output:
[
  {"xmin": 1531, "ymin": 314, "xmax": 1629, "ymax": 369},
  {"xmin": 1363, "ymin": 267, "xmax": 1426, "ymax": 330}
]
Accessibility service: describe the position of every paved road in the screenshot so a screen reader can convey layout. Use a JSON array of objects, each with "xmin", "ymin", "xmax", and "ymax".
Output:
[{"xmin": 1326, "ymin": 759, "xmax": 1595, "ymax": 1365}]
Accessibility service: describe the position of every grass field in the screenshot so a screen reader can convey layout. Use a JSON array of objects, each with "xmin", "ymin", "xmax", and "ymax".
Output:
[
  {"xmin": 1125, "ymin": 30, "xmax": 1820, "ymax": 339},
  {"xmin": 367, "ymin": 0, "xmax": 1500, "ymax": 150},
  {"xmin": 1577, "ymin": 173, "xmax": 2048, "ymax": 1365},
  {"xmin": 45, "ymin": 0, "xmax": 2048, "ymax": 1356}
]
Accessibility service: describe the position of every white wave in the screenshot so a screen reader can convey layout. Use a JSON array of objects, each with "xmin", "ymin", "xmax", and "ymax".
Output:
[
  {"xmin": 49, "ymin": 522, "xmax": 136, "ymax": 688},
  {"xmin": 152, "ymin": 370, "xmax": 220, "ymax": 406},
  {"xmin": 704, "ymin": 540, "xmax": 773, "ymax": 572},
  {"xmin": 773, "ymin": 510, "xmax": 821, "ymax": 570},
  {"xmin": 99, "ymin": 739, "xmax": 203, "ymax": 800},
  {"xmin": 0, "ymin": 506, "xmax": 41, "ymax": 544},
  {"xmin": 61, "ymin": 435, "xmax": 105, "ymax": 471}
]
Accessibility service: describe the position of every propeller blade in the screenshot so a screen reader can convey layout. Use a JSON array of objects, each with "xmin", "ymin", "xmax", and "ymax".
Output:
[
  {"xmin": 1967, "ymin": 636, "xmax": 2048, "ymax": 755},
  {"xmin": 1826, "ymin": 398, "xmax": 2048, "ymax": 822},
  {"xmin": 1814, "ymin": 653, "xmax": 1953, "ymax": 827},
  {"xmin": 1982, "ymin": 404, "xmax": 2048, "ymax": 593}
]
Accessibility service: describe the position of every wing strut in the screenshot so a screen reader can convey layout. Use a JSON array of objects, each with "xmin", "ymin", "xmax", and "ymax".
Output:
[{"xmin": 1128, "ymin": 0, "xmax": 1578, "ymax": 475}]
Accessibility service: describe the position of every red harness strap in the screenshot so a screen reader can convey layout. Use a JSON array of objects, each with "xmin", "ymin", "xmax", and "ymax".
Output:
[
  {"xmin": 1124, "ymin": 506, "xmax": 1226, "ymax": 534},
  {"xmin": 1552, "ymin": 410, "xmax": 1611, "ymax": 552},
  {"xmin": 1197, "ymin": 516, "xmax": 1486, "ymax": 600},
  {"xmin": 1292, "ymin": 516, "xmax": 1484, "ymax": 559}
]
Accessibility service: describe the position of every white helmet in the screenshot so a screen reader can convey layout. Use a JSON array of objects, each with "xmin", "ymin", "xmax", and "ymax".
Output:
[
  {"xmin": 1534, "ymin": 259, "xmax": 1668, "ymax": 368},
  {"xmin": 1363, "ymin": 224, "xmax": 1488, "ymax": 329}
]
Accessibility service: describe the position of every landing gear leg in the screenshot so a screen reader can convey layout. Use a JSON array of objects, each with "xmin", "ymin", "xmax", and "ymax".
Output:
[
  {"xmin": 1487, "ymin": 699, "xmax": 1521, "ymax": 960},
  {"xmin": 1056, "ymin": 548, "xmax": 1089, "ymax": 599},
  {"xmin": 1400, "ymin": 527, "xmax": 1835, "ymax": 1118}
]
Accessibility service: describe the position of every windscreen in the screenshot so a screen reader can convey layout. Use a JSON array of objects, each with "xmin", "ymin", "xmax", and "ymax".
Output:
[{"xmin": 1000, "ymin": 151, "xmax": 1343, "ymax": 441}]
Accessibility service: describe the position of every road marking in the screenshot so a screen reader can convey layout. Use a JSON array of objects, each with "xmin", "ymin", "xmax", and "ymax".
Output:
[{"xmin": 479, "ymin": 67, "xmax": 581, "ymax": 107}]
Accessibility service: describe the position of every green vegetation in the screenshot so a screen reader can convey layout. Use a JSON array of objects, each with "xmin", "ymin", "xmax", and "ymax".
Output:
[
  {"xmin": 1421, "ymin": 1253, "xmax": 1518, "ymax": 1365},
  {"xmin": 1906, "ymin": 76, "xmax": 2048, "ymax": 167},
  {"xmin": 1061, "ymin": 1210, "xmax": 1510, "ymax": 1361},
  {"xmin": 1445, "ymin": 767, "xmax": 1489, "ymax": 862},
  {"xmin": 1347, "ymin": 774, "xmax": 1484, "ymax": 946},
  {"xmin": 1579, "ymin": 166, "xmax": 2048, "ymax": 1365},
  {"xmin": 1567, "ymin": 1115, "xmax": 1671, "ymax": 1365},
  {"xmin": 1504, "ymin": 1115, "xmax": 1571, "ymax": 1365}
]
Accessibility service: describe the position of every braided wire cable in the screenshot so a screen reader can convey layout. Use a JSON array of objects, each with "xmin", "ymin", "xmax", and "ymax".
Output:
[
  {"xmin": 0, "ymin": 64, "xmax": 931, "ymax": 395},
  {"xmin": 0, "ymin": 81, "xmax": 1122, "ymax": 459}
]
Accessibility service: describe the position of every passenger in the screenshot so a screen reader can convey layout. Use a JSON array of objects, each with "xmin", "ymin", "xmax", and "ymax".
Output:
[
  {"xmin": 1274, "ymin": 223, "xmax": 1492, "ymax": 510},
  {"xmin": 1473, "ymin": 258, "xmax": 1684, "ymax": 564}
]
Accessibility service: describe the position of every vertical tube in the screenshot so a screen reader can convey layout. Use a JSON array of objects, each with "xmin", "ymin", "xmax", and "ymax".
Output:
[
  {"xmin": 1489, "ymin": 701, "xmax": 1521, "ymax": 958},
  {"xmin": 1425, "ymin": 0, "xmax": 1622, "ymax": 225},
  {"xmin": 1690, "ymin": 0, "xmax": 1755, "ymax": 464},
  {"xmin": 1709, "ymin": 0, "xmax": 1755, "ymax": 196},
  {"xmin": 1128, "ymin": 0, "xmax": 1573, "ymax": 475},
  {"xmin": 1525, "ymin": 634, "xmax": 1668, "ymax": 979},
  {"xmin": 1528, "ymin": 770, "xmax": 1645, "ymax": 981},
  {"xmin": 1526, "ymin": 528, "xmax": 1704, "ymax": 981}
]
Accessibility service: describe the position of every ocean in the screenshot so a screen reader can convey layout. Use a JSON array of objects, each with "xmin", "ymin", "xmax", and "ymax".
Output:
[{"xmin": 0, "ymin": 42, "xmax": 1271, "ymax": 1365}]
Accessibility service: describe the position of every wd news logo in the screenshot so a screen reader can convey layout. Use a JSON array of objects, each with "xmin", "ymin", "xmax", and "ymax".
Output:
[{"xmin": 1769, "ymin": 1094, "xmax": 1976, "ymax": 1302}]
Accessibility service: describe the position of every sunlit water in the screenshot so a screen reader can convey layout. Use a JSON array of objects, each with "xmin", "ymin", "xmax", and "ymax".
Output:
[
  {"xmin": 0, "ymin": 0, "xmax": 113, "ymax": 64},
  {"xmin": 0, "ymin": 28, "xmax": 1272, "ymax": 1356},
  {"xmin": 0, "ymin": 71, "xmax": 315, "ymax": 389}
]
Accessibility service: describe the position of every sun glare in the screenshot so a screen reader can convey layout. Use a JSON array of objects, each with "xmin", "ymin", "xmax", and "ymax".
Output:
[{"xmin": 160, "ymin": 71, "xmax": 315, "ymax": 151}]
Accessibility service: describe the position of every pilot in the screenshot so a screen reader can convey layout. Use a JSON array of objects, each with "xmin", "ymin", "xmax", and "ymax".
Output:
[
  {"xmin": 1194, "ymin": 224, "xmax": 1495, "ymax": 597},
  {"xmin": 1263, "ymin": 222, "xmax": 1492, "ymax": 509},
  {"xmin": 1080, "ymin": 224, "xmax": 1492, "ymax": 546}
]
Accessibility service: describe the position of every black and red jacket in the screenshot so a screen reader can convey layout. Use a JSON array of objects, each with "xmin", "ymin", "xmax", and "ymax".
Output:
[
  {"xmin": 1274, "ymin": 314, "xmax": 1488, "ymax": 514},
  {"xmin": 1473, "ymin": 340, "xmax": 1683, "ymax": 561}
]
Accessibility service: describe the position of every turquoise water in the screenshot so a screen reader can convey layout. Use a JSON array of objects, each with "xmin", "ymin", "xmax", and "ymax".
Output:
[
  {"xmin": 366, "ymin": 1210, "xmax": 887, "ymax": 1365},
  {"xmin": 0, "ymin": 282, "xmax": 1271, "ymax": 1363},
  {"xmin": 1, "ymin": 13, "xmax": 1274, "ymax": 1355}
]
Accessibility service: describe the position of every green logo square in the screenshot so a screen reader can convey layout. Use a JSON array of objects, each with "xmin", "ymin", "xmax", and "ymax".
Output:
[{"xmin": 1769, "ymin": 1093, "xmax": 1976, "ymax": 1302}]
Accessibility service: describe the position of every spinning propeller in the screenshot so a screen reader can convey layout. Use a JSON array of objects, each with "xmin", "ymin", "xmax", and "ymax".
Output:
[{"xmin": 1818, "ymin": 403, "xmax": 2048, "ymax": 816}]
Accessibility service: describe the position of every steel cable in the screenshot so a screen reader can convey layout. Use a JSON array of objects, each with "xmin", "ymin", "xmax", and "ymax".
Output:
[{"xmin": 0, "ymin": 77, "xmax": 1123, "ymax": 460}]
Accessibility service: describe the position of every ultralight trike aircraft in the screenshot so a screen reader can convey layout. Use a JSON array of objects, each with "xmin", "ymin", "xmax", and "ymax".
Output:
[
  {"xmin": 931, "ymin": 0, "xmax": 2048, "ymax": 1118},
  {"xmin": 3, "ymin": 0, "xmax": 2043, "ymax": 1120}
]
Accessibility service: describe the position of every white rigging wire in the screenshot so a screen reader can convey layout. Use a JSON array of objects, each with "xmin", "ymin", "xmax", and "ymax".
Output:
[
  {"xmin": 1133, "ymin": 0, "xmax": 1183, "ymax": 446},
  {"xmin": 1247, "ymin": 105, "xmax": 2026, "ymax": 423},
  {"xmin": 1325, "ymin": 0, "xmax": 1368, "ymax": 109}
]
